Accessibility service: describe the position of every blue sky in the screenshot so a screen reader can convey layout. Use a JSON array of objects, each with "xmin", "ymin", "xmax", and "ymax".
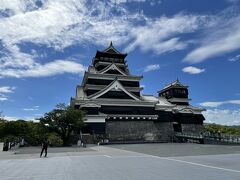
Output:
[{"xmin": 0, "ymin": 0, "xmax": 240, "ymax": 125}]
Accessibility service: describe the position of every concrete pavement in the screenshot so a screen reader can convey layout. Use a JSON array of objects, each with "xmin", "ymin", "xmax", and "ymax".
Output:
[{"xmin": 0, "ymin": 144, "xmax": 240, "ymax": 180}]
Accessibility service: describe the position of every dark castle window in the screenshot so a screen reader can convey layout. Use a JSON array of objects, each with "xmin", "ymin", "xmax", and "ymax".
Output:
[
  {"xmin": 120, "ymin": 81, "xmax": 139, "ymax": 87},
  {"xmin": 87, "ymin": 79, "xmax": 112, "ymax": 85},
  {"xmin": 174, "ymin": 89, "xmax": 186, "ymax": 94}
]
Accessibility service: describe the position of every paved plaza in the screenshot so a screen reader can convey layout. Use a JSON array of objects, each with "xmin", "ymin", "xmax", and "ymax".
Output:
[{"xmin": 0, "ymin": 143, "xmax": 240, "ymax": 180}]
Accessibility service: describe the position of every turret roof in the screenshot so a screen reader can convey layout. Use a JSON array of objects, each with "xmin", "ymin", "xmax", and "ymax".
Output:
[{"xmin": 158, "ymin": 79, "xmax": 188, "ymax": 93}]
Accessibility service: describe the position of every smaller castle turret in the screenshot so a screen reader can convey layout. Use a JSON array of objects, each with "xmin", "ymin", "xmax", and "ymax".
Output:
[{"xmin": 158, "ymin": 79, "xmax": 190, "ymax": 105}]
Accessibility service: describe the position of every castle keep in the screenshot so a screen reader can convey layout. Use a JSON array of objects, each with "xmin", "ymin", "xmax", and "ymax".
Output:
[{"xmin": 70, "ymin": 42, "xmax": 205, "ymax": 142}]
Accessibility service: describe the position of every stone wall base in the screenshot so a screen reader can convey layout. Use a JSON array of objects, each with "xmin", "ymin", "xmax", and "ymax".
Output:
[
  {"xmin": 181, "ymin": 124, "xmax": 204, "ymax": 134},
  {"xmin": 106, "ymin": 120, "xmax": 174, "ymax": 142}
]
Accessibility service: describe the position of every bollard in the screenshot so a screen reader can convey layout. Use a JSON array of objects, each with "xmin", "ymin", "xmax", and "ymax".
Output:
[{"xmin": 3, "ymin": 142, "xmax": 9, "ymax": 151}]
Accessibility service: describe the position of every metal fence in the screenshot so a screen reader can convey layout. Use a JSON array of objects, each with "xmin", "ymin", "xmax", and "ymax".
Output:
[{"xmin": 174, "ymin": 132, "xmax": 240, "ymax": 144}]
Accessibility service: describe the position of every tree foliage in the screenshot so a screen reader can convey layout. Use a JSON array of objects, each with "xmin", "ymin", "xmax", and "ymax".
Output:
[
  {"xmin": 0, "ymin": 120, "xmax": 47, "ymax": 145},
  {"xmin": 39, "ymin": 103, "xmax": 85, "ymax": 146},
  {"xmin": 47, "ymin": 133, "xmax": 63, "ymax": 146},
  {"xmin": 204, "ymin": 123, "xmax": 240, "ymax": 136}
]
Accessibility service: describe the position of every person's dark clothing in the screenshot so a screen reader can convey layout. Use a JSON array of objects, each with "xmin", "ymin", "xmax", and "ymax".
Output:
[
  {"xmin": 40, "ymin": 147, "xmax": 47, "ymax": 157},
  {"xmin": 40, "ymin": 140, "xmax": 49, "ymax": 157},
  {"xmin": 42, "ymin": 140, "xmax": 49, "ymax": 148}
]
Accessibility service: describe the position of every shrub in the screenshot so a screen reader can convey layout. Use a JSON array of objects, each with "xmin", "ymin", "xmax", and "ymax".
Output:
[
  {"xmin": 48, "ymin": 133, "xmax": 63, "ymax": 147},
  {"xmin": 0, "ymin": 135, "xmax": 19, "ymax": 142}
]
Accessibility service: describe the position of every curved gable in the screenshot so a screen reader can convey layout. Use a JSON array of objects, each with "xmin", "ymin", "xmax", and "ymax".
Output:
[
  {"xmin": 88, "ymin": 79, "xmax": 140, "ymax": 101},
  {"xmin": 98, "ymin": 63, "xmax": 127, "ymax": 75}
]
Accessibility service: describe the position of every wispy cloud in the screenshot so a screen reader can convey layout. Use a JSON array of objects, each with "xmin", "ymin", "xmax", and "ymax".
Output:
[
  {"xmin": 182, "ymin": 66, "xmax": 205, "ymax": 74},
  {"xmin": 2, "ymin": 116, "xmax": 20, "ymax": 121},
  {"xmin": 111, "ymin": 0, "xmax": 162, "ymax": 5},
  {"xmin": 125, "ymin": 14, "xmax": 208, "ymax": 54},
  {"xmin": 3, "ymin": 115, "xmax": 38, "ymax": 121},
  {"xmin": 184, "ymin": 8, "xmax": 240, "ymax": 63},
  {"xmin": 23, "ymin": 108, "xmax": 38, "ymax": 111},
  {"xmin": 0, "ymin": 0, "xmax": 211, "ymax": 79},
  {"xmin": 1, "ymin": 0, "xmax": 239, "ymax": 77},
  {"xmin": 0, "ymin": 86, "xmax": 15, "ymax": 101},
  {"xmin": 203, "ymin": 108, "xmax": 240, "ymax": 125},
  {"xmin": 200, "ymin": 100, "xmax": 240, "ymax": 107},
  {"xmin": 111, "ymin": 0, "xmax": 149, "ymax": 3},
  {"xmin": 0, "ymin": 86, "xmax": 15, "ymax": 94},
  {"xmin": 23, "ymin": 105, "xmax": 39, "ymax": 111},
  {"xmin": 143, "ymin": 64, "xmax": 160, "ymax": 72},
  {"xmin": 0, "ymin": 56, "xmax": 86, "ymax": 78},
  {"xmin": 228, "ymin": 54, "xmax": 240, "ymax": 61},
  {"xmin": 0, "ymin": 97, "xmax": 8, "ymax": 101},
  {"xmin": 0, "ymin": 0, "xmax": 126, "ymax": 78}
]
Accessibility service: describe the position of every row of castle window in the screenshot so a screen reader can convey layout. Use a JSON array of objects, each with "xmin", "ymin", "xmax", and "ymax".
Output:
[
  {"xmin": 161, "ymin": 89, "xmax": 186, "ymax": 97},
  {"xmin": 100, "ymin": 57, "xmax": 123, "ymax": 62},
  {"xmin": 174, "ymin": 89, "xmax": 187, "ymax": 94}
]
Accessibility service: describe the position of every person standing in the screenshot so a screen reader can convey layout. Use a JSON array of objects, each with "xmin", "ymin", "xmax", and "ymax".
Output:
[{"xmin": 40, "ymin": 138, "xmax": 49, "ymax": 158}]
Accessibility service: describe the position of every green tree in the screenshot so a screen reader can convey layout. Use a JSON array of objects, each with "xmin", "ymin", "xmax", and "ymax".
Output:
[
  {"xmin": 0, "ymin": 118, "xmax": 6, "ymax": 139},
  {"xmin": 39, "ymin": 103, "xmax": 85, "ymax": 146},
  {"xmin": 204, "ymin": 123, "xmax": 240, "ymax": 136},
  {"xmin": 0, "ymin": 119, "xmax": 47, "ymax": 145}
]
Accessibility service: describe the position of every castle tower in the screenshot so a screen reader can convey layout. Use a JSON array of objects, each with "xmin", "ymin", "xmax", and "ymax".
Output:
[{"xmin": 70, "ymin": 43, "xmax": 205, "ymax": 142}]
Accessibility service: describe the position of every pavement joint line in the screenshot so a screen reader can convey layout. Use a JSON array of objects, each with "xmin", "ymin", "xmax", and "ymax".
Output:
[
  {"xmin": 103, "ymin": 155, "xmax": 112, "ymax": 158},
  {"xmin": 0, "ymin": 154, "xmax": 110, "ymax": 161},
  {"xmin": 110, "ymin": 155, "xmax": 150, "ymax": 158},
  {"xmin": 148, "ymin": 155, "xmax": 240, "ymax": 173},
  {"xmin": 0, "ymin": 173, "xmax": 66, "ymax": 179}
]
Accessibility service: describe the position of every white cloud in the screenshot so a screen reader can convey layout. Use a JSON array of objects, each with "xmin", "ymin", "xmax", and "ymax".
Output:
[
  {"xmin": 200, "ymin": 100, "xmax": 240, "ymax": 107},
  {"xmin": 0, "ymin": 59, "xmax": 86, "ymax": 78},
  {"xmin": 0, "ymin": 0, "xmax": 43, "ymax": 15},
  {"xmin": 0, "ymin": 0, "xmax": 212, "ymax": 79},
  {"xmin": 0, "ymin": 86, "xmax": 15, "ymax": 101},
  {"xmin": 0, "ymin": 86, "xmax": 15, "ymax": 94},
  {"xmin": 184, "ymin": 12, "xmax": 240, "ymax": 63},
  {"xmin": 143, "ymin": 64, "xmax": 160, "ymax": 72},
  {"xmin": 0, "ymin": 0, "xmax": 134, "ymax": 49},
  {"xmin": 111, "ymin": 0, "xmax": 146, "ymax": 3},
  {"xmin": 182, "ymin": 66, "xmax": 205, "ymax": 74},
  {"xmin": 203, "ymin": 109, "xmax": 240, "ymax": 125},
  {"xmin": 23, "ymin": 108, "xmax": 38, "ymax": 111},
  {"xmin": 228, "ymin": 54, "xmax": 240, "ymax": 61},
  {"xmin": 200, "ymin": 102, "xmax": 225, "ymax": 108},
  {"xmin": 3, "ymin": 116, "xmax": 20, "ymax": 121},
  {"xmin": 125, "ymin": 14, "xmax": 207, "ymax": 54},
  {"xmin": 0, "ymin": 97, "xmax": 8, "ymax": 101},
  {"xmin": 23, "ymin": 106, "xmax": 39, "ymax": 111},
  {"xmin": 0, "ymin": 0, "xmax": 136, "ymax": 78},
  {"xmin": 0, "ymin": 40, "xmax": 85, "ymax": 78},
  {"xmin": 111, "ymin": 0, "xmax": 161, "ymax": 5},
  {"xmin": 0, "ymin": 0, "xmax": 238, "ymax": 75},
  {"xmin": 3, "ymin": 115, "xmax": 38, "ymax": 121}
]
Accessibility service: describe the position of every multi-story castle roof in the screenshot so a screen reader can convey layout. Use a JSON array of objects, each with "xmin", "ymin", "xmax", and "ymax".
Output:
[{"xmin": 71, "ymin": 42, "xmax": 204, "ymax": 116}]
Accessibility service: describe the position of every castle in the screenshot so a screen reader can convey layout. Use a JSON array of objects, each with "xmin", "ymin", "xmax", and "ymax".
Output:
[{"xmin": 70, "ymin": 42, "xmax": 205, "ymax": 142}]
